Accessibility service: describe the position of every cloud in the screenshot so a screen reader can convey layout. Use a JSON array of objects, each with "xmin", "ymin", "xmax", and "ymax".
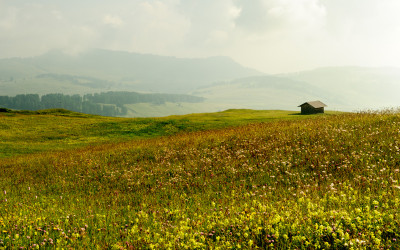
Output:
[
  {"xmin": 176, "ymin": 0, "xmax": 240, "ymax": 50},
  {"xmin": 0, "ymin": 6, "xmax": 17, "ymax": 30},
  {"xmin": 0, "ymin": 2, "xmax": 99, "ymax": 56},
  {"xmin": 0, "ymin": 1, "xmax": 190, "ymax": 57},
  {"xmin": 103, "ymin": 15, "xmax": 124, "ymax": 28},
  {"xmin": 315, "ymin": 0, "xmax": 400, "ymax": 68},
  {"xmin": 117, "ymin": 1, "xmax": 190, "ymax": 54},
  {"xmin": 0, "ymin": 0, "xmax": 400, "ymax": 73},
  {"xmin": 234, "ymin": 0, "xmax": 326, "ymax": 33}
]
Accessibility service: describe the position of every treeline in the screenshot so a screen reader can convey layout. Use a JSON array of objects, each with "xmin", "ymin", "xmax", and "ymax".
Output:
[{"xmin": 0, "ymin": 91, "xmax": 204, "ymax": 117}]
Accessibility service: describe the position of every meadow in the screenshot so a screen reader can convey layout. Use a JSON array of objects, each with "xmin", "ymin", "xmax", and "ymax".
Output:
[
  {"xmin": 0, "ymin": 108, "xmax": 325, "ymax": 158},
  {"xmin": 0, "ymin": 109, "xmax": 399, "ymax": 249}
]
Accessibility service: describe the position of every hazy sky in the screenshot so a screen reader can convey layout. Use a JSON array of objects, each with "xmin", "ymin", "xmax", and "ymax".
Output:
[{"xmin": 1, "ymin": 0, "xmax": 400, "ymax": 73}]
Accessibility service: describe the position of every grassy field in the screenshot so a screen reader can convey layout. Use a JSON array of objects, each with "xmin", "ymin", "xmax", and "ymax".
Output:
[
  {"xmin": 1, "ymin": 109, "xmax": 399, "ymax": 249},
  {"xmin": 0, "ymin": 108, "xmax": 335, "ymax": 158}
]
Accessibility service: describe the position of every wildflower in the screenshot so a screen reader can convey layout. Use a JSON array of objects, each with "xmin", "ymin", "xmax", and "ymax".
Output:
[{"xmin": 249, "ymin": 240, "xmax": 253, "ymax": 246}]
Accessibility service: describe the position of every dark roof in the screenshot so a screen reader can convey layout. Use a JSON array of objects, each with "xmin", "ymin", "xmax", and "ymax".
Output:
[{"xmin": 298, "ymin": 100, "xmax": 327, "ymax": 108}]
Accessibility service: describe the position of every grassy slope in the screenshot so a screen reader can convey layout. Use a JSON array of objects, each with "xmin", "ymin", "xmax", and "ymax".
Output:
[
  {"xmin": 1, "ymin": 110, "xmax": 398, "ymax": 249},
  {"xmin": 0, "ymin": 108, "xmax": 337, "ymax": 158},
  {"xmin": 123, "ymin": 102, "xmax": 239, "ymax": 118}
]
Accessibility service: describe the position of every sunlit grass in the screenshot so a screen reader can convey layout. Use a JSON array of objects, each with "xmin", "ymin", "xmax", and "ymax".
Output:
[
  {"xmin": 0, "ymin": 108, "xmax": 339, "ymax": 158},
  {"xmin": 1, "ymin": 109, "xmax": 398, "ymax": 249}
]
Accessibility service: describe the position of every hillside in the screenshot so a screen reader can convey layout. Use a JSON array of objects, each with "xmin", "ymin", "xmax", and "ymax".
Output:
[
  {"xmin": 0, "ymin": 91, "xmax": 205, "ymax": 117},
  {"xmin": 281, "ymin": 66, "xmax": 400, "ymax": 111},
  {"xmin": 0, "ymin": 110, "xmax": 399, "ymax": 248},
  {"xmin": 0, "ymin": 49, "xmax": 261, "ymax": 95},
  {"xmin": 191, "ymin": 75, "xmax": 333, "ymax": 111},
  {"xmin": 0, "ymin": 108, "xmax": 326, "ymax": 158},
  {"xmin": 2, "ymin": 50, "xmax": 400, "ymax": 115},
  {"xmin": 191, "ymin": 67, "xmax": 400, "ymax": 112}
]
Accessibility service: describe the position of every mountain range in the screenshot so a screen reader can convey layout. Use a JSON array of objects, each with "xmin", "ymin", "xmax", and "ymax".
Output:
[
  {"xmin": 195, "ymin": 67, "xmax": 400, "ymax": 112},
  {"xmin": 1, "ymin": 49, "xmax": 400, "ymax": 116},
  {"xmin": 0, "ymin": 49, "xmax": 261, "ymax": 95}
]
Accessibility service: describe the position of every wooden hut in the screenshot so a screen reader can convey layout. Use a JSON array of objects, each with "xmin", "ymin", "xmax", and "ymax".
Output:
[{"xmin": 298, "ymin": 101, "xmax": 327, "ymax": 114}]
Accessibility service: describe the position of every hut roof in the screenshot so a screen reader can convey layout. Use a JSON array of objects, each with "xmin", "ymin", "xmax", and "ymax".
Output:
[{"xmin": 298, "ymin": 100, "xmax": 327, "ymax": 108}]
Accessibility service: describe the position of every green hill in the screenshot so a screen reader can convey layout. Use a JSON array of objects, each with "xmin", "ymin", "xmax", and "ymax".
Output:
[{"xmin": 0, "ymin": 108, "xmax": 330, "ymax": 158}]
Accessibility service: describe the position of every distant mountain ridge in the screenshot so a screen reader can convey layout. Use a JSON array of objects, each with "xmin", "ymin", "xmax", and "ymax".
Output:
[
  {"xmin": 281, "ymin": 66, "xmax": 400, "ymax": 110},
  {"xmin": 192, "ymin": 66, "xmax": 400, "ymax": 112},
  {"xmin": 2, "ymin": 49, "xmax": 400, "ymax": 115},
  {"xmin": 0, "ymin": 49, "xmax": 262, "ymax": 95},
  {"xmin": 191, "ymin": 75, "xmax": 331, "ymax": 110}
]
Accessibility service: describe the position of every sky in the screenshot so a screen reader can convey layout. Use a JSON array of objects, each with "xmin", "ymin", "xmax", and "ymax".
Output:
[{"xmin": 1, "ymin": 0, "xmax": 400, "ymax": 74}]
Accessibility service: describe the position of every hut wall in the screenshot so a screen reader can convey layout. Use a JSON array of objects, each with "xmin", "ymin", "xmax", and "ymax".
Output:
[{"xmin": 301, "ymin": 104, "xmax": 324, "ymax": 114}]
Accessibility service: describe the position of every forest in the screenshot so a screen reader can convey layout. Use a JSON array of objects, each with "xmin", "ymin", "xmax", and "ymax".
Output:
[{"xmin": 0, "ymin": 91, "xmax": 204, "ymax": 117}]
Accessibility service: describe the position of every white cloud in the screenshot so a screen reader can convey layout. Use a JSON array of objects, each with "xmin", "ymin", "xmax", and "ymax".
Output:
[
  {"xmin": 120, "ymin": 1, "xmax": 190, "ymax": 54},
  {"xmin": 175, "ymin": 0, "xmax": 240, "ymax": 52},
  {"xmin": 0, "ymin": 6, "xmax": 18, "ymax": 30},
  {"xmin": 103, "ymin": 15, "xmax": 124, "ymax": 28},
  {"xmin": 269, "ymin": 0, "xmax": 326, "ymax": 31},
  {"xmin": 234, "ymin": 0, "xmax": 326, "ymax": 33},
  {"xmin": 0, "ymin": 0, "xmax": 400, "ymax": 73}
]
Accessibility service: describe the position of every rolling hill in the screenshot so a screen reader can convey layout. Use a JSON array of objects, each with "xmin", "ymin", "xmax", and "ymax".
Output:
[
  {"xmin": 192, "ymin": 66, "xmax": 400, "ymax": 112},
  {"xmin": 191, "ymin": 75, "xmax": 333, "ymax": 111},
  {"xmin": 281, "ymin": 66, "xmax": 400, "ymax": 111},
  {"xmin": 0, "ymin": 49, "xmax": 262, "ymax": 95},
  {"xmin": 2, "ymin": 50, "xmax": 400, "ymax": 115}
]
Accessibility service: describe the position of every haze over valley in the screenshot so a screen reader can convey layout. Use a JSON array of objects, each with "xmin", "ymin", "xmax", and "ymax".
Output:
[
  {"xmin": 1, "ymin": 50, "xmax": 400, "ymax": 116},
  {"xmin": 2, "ymin": 0, "xmax": 400, "ymax": 115}
]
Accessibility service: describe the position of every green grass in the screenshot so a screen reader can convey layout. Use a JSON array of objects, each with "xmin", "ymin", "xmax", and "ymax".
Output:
[
  {"xmin": 3, "ymin": 109, "xmax": 398, "ymax": 249},
  {"xmin": 0, "ymin": 108, "xmax": 340, "ymax": 158}
]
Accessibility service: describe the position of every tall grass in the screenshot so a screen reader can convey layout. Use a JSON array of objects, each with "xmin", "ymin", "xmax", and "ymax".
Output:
[
  {"xmin": 0, "ymin": 109, "xmax": 334, "ymax": 158},
  {"xmin": 0, "ymin": 111, "xmax": 399, "ymax": 249}
]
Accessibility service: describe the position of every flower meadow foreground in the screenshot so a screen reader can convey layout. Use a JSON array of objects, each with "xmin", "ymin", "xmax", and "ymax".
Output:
[{"xmin": 1, "ymin": 111, "xmax": 400, "ymax": 249}]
